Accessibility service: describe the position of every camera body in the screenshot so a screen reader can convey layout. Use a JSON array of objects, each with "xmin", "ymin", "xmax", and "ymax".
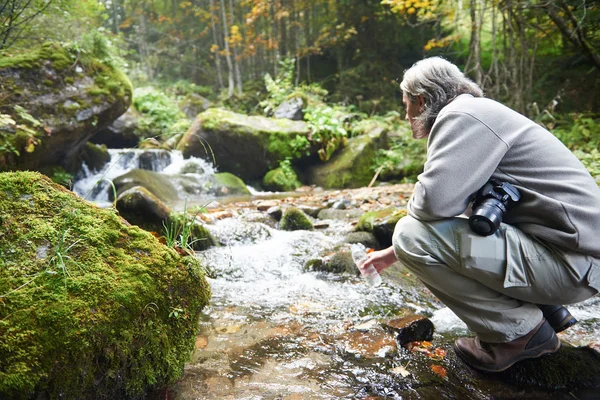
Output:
[{"xmin": 468, "ymin": 179, "xmax": 521, "ymax": 236}]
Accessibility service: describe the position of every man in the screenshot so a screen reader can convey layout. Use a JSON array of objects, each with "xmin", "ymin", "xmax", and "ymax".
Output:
[{"xmin": 363, "ymin": 57, "xmax": 600, "ymax": 372}]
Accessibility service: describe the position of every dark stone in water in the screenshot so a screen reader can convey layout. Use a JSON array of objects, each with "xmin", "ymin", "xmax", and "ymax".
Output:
[{"xmin": 384, "ymin": 315, "xmax": 434, "ymax": 345}]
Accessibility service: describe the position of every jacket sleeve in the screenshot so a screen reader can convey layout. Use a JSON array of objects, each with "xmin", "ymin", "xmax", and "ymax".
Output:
[{"xmin": 408, "ymin": 111, "xmax": 510, "ymax": 221}]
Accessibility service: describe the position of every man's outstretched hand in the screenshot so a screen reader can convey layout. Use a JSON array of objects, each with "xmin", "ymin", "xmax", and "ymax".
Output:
[{"xmin": 362, "ymin": 246, "xmax": 398, "ymax": 274}]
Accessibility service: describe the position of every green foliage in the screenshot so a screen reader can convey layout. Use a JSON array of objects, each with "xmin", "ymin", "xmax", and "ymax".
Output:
[
  {"xmin": 373, "ymin": 119, "xmax": 427, "ymax": 183},
  {"xmin": 167, "ymin": 79, "xmax": 214, "ymax": 99},
  {"xmin": 552, "ymin": 113, "xmax": 600, "ymax": 179},
  {"xmin": 260, "ymin": 58, "xmax": 297, "ymax": 115},
  {"xmin": 304, "ymin": 104, "xmax": 349, "ymax": 161},
  {"xmin": 162, "ymin": 201, "xmax": 208, "ymax": 255},
  {"xmin": 133, "ymin": 87, "xmax": 190, "ymax": 139}
]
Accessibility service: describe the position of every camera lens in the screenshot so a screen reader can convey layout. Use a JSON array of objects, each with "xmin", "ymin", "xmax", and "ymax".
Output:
[{"xmin": 469, "ymin": 198, "xmax": 505, "ymax": 236}]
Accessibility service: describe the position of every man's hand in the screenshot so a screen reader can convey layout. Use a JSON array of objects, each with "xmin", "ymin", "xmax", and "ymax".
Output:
[{"xmin": 362, "ymin": 246, "xmax": 398, "ymax": 274}]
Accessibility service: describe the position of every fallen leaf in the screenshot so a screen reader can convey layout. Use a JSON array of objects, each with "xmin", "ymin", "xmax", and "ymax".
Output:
[
  {"xmin": 391, "ymin": 366, "xmax": 411, "ymax": 377},
  {"xmin": 428, "ymin": 347, "xmax": 447, "ymax": 361},
  {"xmin": 430, "ymin": 364, "xmax": 447, "ymax": 379}
]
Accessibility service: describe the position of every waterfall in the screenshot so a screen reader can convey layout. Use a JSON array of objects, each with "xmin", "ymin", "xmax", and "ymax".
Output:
[{"xmin": 72, "ymin": 149, "xmax": 215, "ymax": 206}]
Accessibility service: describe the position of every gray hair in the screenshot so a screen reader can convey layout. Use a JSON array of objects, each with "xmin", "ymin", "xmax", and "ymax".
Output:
[{"xmin": 400, "ymin": 57, "xmax": 483, "ymax": 133}]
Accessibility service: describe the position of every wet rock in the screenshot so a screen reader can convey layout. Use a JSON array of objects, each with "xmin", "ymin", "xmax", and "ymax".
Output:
[
  {"xmin": 343, "ymin": 231, "xmax": 380, "ymax": 250},
  {"xmin": 138, "ymin": 150, "xmax": 171, "ymax": 171},
  {"xmin": 384, "ymin": 315, "xmax": 435, "ymax": 346},
  {"xmin": 336, "ymin": 329, "xmax": 397, "ymax": 359},
  {"xmin": 332, "ymin": 199, "xmax": 351, "ymax": 209},
  {"xmin": 266, "ymin": 205, "xmax": 283, "ymax": 220},
  {"xmin": 113, "ymin": 169, "xmax": 178, "ymax": 203},
  {"xmin": 240, "ymin": 211, "xmax": 278, "ymax": 228},
  {"xmin": 317, "ymin": 208, "xmax": 363, "ymax": 221},
  {"xmin": 280, "ymin": 207, "xmax": 313, "ymax": 231},
  {"xmin": 297, "ymin": 204, "xmax": 322, "ymax": 218},
  {"xmin": 306, "ymin": 249, "xmax": 356, "ymax": 274},
  {"xmin": 180, "ymin": 161, "xmax": 205, "ymax": 175},
  {"xmin": 116, "ymin": 186, "xmax": 171, "ymax": 232},
  {"xmin": 496, "ymin": 345, "xmax": 600, "ymax": 390},
  {"xmin": 255, "ymin": 200, "xmax": 280, "ymax": 212}
]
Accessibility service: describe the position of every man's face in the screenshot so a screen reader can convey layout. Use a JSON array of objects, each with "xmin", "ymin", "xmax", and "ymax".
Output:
[{"xmin": 402, "ymin": 93, "xmax": 427, "ymax": 139}]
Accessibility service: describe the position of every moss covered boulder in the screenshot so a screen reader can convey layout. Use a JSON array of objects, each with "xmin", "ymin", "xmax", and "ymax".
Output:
[
  {"xmin": 176, "ymin": 108, "xmax": 312, "ymax": 181},
  {"xmin": 280, "ymin": 207, "xmax": 313, "ymax": 231},
  {"xmin": 262, "ymin": 166, "xmax": 302, "ymax": 192},
  {"xmin": 356, "ymin": 208, "xmax": 407, "ymax": 248},
  {"xmin": 306, "ymin": 125, "xmax": 388, "ymax": 189},
  {"xmin": 0, "ymin": 42, "xmax": 132, "ymax": 172},
  {"xmin": 0, "ymin": 171, "xmax": 211, "ymax": 399}
]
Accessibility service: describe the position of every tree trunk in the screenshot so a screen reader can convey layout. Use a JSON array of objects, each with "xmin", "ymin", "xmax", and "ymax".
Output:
[
  {"xmin": 219, "ymin": 0, "xmax": 234, "ymax": 98},
  {"xmin": 209, "ymin": 0, "xmax": 224, "ymax": 90},
  {"xmin": 466, "ymin": 0, "xmax": 483, "ymax": 86},
  {"xmin": 112, "ymin": 0, "xmax": 120, "ymax": 34},
  {"xmin": 228, "ymin": 0, "xmax": 242, "ymax": 95}
]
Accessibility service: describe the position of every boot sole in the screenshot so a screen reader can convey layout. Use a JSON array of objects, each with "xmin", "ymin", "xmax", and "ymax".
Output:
[{"xmin": 454, "ymin": 336, "xmax": 562, "ymax": 373}]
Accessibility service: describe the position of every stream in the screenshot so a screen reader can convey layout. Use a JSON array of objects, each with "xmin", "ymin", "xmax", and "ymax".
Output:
[{"xmin": 73, "ymin": 150, "xmax": 600, "ymax": 400}]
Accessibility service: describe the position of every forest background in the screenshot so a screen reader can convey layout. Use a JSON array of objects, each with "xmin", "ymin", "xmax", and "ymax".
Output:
[{"xmin": 2, "ymin": 0, "xmax": 600, "ymax": 180}]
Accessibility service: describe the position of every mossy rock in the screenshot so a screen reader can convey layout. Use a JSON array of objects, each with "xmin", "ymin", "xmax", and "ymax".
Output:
[
  {"xmin": 210, "ymin": 172, "xmax": 251, "ymax": 196},
  {"xmin": 355, "ymin": 208, "xmax": 407, "ymax": 247},
  {"xmin": 113, "ymin": 169, "xmax": 179, "ymax": 203},
  {"xmin": 0, "ymin": 42, "xmax": 132, "ymax": 173},
  {"xmin": 262, "ymin": 167, "xmax": 301, "ymax": 192},
  {"xmin": 176, "ymin": 108, "xmax": 312, "ymax": 181},
  {"xmin": 304, "ymin": 249, "xmax": 360, "ymax": 275},
  {"xmin": 306, "ymin": 125, "xmax": 388, "ymax": 189},
  {"xmin": 279, "ymin": 207, "xmax": 313, "ymax": 231},
  {"xmin": 0, "ymin": 171, "xmax": 211, "ymax": 399},
  {"xmin": 115, "ymin": 186, "xmax": 172, "ymax": 232}
]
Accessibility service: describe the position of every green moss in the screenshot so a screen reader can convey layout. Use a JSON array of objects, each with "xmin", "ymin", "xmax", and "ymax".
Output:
[
  {"xmin": 356, "ymin": 208, "xmax": 407, "ymax": 232},
  {"xmin": 212, "ymin": 172, "xmax": 251, "ymax": 195},
  {"xmin": 262, "ymin": 166, "xmax": 301, "ymax": 192},
  {"xmin": 0, "ymin": 172, "xmax": 211, "ymax": 399},
  {"xmin": 280, "ymin": 207, "xmax": 313, "ymax": 231},
  {"xmin": 308, "ymin": 131, "xmax": 386, "ymax": 189}
]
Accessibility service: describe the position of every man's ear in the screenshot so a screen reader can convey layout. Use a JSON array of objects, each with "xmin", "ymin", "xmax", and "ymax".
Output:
[{"xmin": 417, "ymin": 95, "xmax": 425, "ymax": 113}]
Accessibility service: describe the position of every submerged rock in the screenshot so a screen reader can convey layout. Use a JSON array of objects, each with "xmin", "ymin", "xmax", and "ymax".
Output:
[
  {"xmin": 384, "ymin": 315, "xmax": 435, "ymax": 346},
  {"xmin": 0, "ymin": 171, "xmax": 211, "ymax": 399}
]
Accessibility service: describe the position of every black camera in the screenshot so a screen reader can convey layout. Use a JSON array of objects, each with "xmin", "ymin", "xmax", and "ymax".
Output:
[{"xmin": 468, "ymin": 179, "xmax": 520, "ymax": 236}]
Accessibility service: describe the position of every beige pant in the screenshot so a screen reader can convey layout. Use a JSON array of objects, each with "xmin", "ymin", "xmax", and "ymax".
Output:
[{"xmin": 392, "ymin": 216, "xmax": 599, "ymax": 343}]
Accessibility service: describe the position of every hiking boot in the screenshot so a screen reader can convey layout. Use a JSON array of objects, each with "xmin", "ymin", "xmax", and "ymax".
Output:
[
  {"xmin": 537, "ymin": 304, "xmax": 577, "ymax": 333},
  {"xmin": 453, "ymin": 319, "xmax": 561, "ymax": 372}
]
